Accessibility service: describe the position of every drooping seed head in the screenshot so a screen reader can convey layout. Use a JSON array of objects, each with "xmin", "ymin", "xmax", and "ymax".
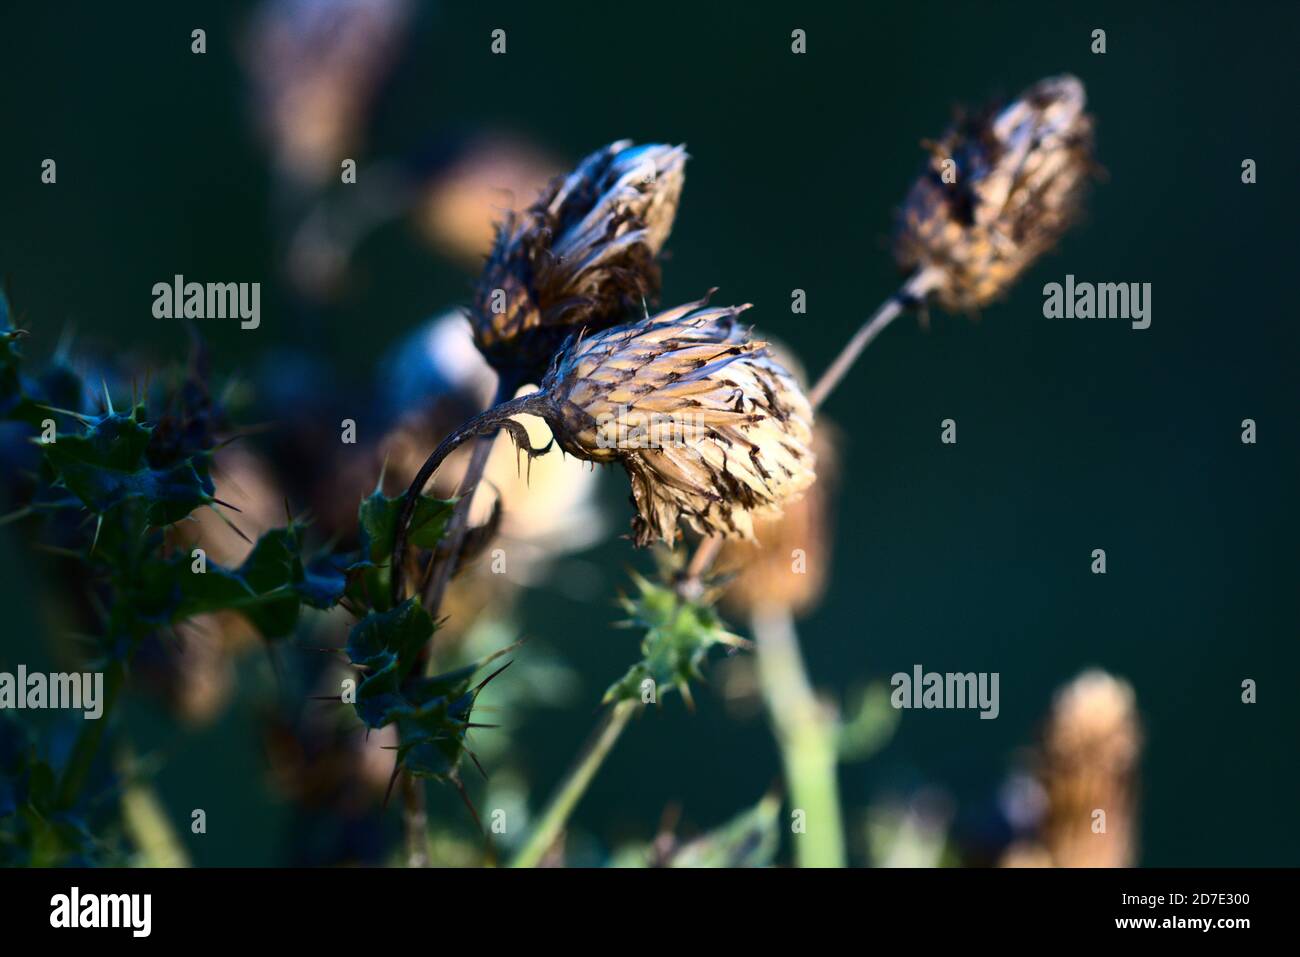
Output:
[
  {"xmin": 895, "ymin": 75, "xmax": 1095, "ymax": 312},
  {"xmin": 472, "ymin": 140, "xmax": 688, "ymax": 381},
  {"xmin": 536, "ymin": 299, "xmax": 816, "ymax": 546}
]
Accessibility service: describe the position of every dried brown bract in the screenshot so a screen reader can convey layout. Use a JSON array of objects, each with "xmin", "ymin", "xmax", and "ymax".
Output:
[
  {"xmin": 718, "ymin": 423, "xmax": 837, "ymax": 617},
  {"xmin": 472, "ymin": 140, "xmax": 687, "ymax": 381},
  {"xmin": 895, "ymin": 75, "xmax": 1095, "ymax": 312},
  {"xmin": 537, "ymin": 299, "xmax": 816, "ymax": 546}
]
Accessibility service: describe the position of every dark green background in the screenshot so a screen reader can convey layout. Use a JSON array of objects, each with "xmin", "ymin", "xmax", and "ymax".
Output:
[{"xmin": 1, "ymin": 0, "xmax": 1296, "ymax": 865}]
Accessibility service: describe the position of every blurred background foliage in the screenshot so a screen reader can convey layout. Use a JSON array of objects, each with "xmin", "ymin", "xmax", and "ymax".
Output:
[{"xmin": 0, "ymin": 0, "xmax": 1297, "ymax": 866}]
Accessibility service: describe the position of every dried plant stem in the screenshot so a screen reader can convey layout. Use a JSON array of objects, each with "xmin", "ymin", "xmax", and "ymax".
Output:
[
  {"xmin": 750, "ymin": 602, "xmax": 845, "ymax": 867},
  {"xmin": 389, "ymin": 389, "xmax": 546, "ymax": 605},
  {"xmin": 807, "ymin": 266, "xmax": 942, "ymax": 409},
  {"xmin": 419, "ymin": 378, "xmax": 516, "ymax": 626},
  {"xmin": 401, "ymin": 773, "xmax": 429, "ymax": 867},
  {"xmin": 509, "ymin": 699, "xmax": 638, "ymax": 868},
  {"xmin": 676, "ymin": 534, "xmax": 723, "ymax": 600}
]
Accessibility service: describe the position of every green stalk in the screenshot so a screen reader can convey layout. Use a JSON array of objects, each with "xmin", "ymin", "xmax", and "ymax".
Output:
[
  {"xmin": 750, "ymin": 602, "xmax": 845, "ymax": 867},
  {"xmin": 56, "ymin": 658, "xmax": 126, "ymax": 810},
  {"xmin": 120, "ymin": 776, "xmax": 190, "ymax": 867},
  {"xmin": 509, "ymin": 699, "xmax": 638, "ymax": 867}
]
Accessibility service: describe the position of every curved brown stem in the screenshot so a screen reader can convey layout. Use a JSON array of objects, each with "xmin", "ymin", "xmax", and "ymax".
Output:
[
  {"xmin": 389, "ymin": 390, "xmax": 551, "ymax": 605},
  {"xmin": 418, "ymin": 375, "xmax": 516, "ymax": 618}
]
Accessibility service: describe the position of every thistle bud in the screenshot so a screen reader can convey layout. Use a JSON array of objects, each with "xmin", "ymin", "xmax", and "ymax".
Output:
[
  {"xmin": 895, "ymin": 75, "xmax": 1094, "ymax": 312},
  {"xmin": 472, "ymin": 140, "xmax": 687, "ymax": 381},
  {"xmin": 536, "ymin": 300, "xmax": 816, "ymax": 546}
]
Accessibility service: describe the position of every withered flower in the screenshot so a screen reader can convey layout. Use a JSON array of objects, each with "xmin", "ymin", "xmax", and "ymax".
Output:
[
  {"xmin": 895, "ymin": 74, "xmax": 1094, "ymax": 312},
  {"xmin": 1002, "ymin": 669, "xmax": 1141, "ymax": 868},
  {"xmin": 392, "ymin": 299, "xmax": 816, "ymax": 595},
  {"xmin": 472, "ymin": 140, "xmax": 687, "ymax": 381},
  {"xmin": 537, "ymin": 300, "xmax": 816, "ymax": 546}
]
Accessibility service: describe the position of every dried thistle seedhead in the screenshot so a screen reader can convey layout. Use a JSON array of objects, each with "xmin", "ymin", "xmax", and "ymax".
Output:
[
  {"xmin": 537, "ymin": 299, "xmax": 816, "ymax": 547},
  {"xmin": 472, "ymin": 140, "xmax": 687, "ymax": 381},
  {"xmin": 244, "ymin": 0, "xmax": 414, "ymax": 186},
  {"xmin": 1038, "ymin": 669, "xmax": 1141, "ymax": 867},
  {"xmin": 895, "ymin": 74, "xmax": 1095, "ymax": 312},
  {"xmin": 718, "ymin": 422, "xmax": 837, "ymax": 617}
]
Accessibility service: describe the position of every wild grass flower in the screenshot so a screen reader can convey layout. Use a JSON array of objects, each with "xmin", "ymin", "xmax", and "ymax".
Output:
[
  {"xmin": 472, "ymin": 140, "xmax": 687, "ymax": 382},
  {"xmin": 894, "ymin": 74, "xmax": 1095, "ymax": 313}
]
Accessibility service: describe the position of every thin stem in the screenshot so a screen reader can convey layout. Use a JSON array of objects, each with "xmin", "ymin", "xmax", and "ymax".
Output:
[
  {"xmin": 402, "ymin": 773, "xmax": 429, "ymax": 867},
  {"xmin": 807, "ymin": 266, "xmax": 942, "ymax": 410},
  {"xmin": 750, "ymin": 602, "xmax": 845, "ymax": 867},
  {"xmin": 419, "ymin": 383, "xmax": 511, "ymax": 623},
  {"xmin": 390, "ymin": 390, "xmax": 545, "ymax": 605},
  {"xmin": 509, "ymin": 699, "xmax": 638, "ymax": 868},
  {"xmin": 56, "ymin": 659, "xmax": 126, "ymax": 809},
  {"xmin": 676, "ymin": 534, "xmax": 722, "ymax": 600},
  {"xmin": 119, "ymin": 750, "xmax": 191, "ymax": 867}
]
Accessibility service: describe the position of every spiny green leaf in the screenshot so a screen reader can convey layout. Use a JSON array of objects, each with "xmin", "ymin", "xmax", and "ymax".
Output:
[
  {"xmin": 345, "ymin": 488, "xmax": 455, "ymax": 612},
  {"xmin": 347, "ymin": 598, "xmax": 436, "ymax": 727},
  {"xmin": 603, "ymin": 573, "xmax": 746, "ymax": 705},
  {"xmin": 132, "ymin": 523, "xmax": 346, "ymax": 641},
  {"xmin": 341, "ymin": 599, "xmax": 517, "ymax": 780},
  {"xmin": 41, "ymin": 411, "xmax": 214, "ymax": 525},
  {"xmin": 358, "ymin": 487, "xmax": 455, "ymax": 563},
  {"xmin": 0, "ymin": 715, "xmax": 105, "ymax": 866},
  {"xmin": 346, "ymin": 597, "xmax": 435, "ymax": 673},
  {"xmin": 393, "ymin": 651, "xmax": 513, "ymax": 782},
  {"xmin": 0, "ymin": 293, "xmax": 45, "ymax": 428}
]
